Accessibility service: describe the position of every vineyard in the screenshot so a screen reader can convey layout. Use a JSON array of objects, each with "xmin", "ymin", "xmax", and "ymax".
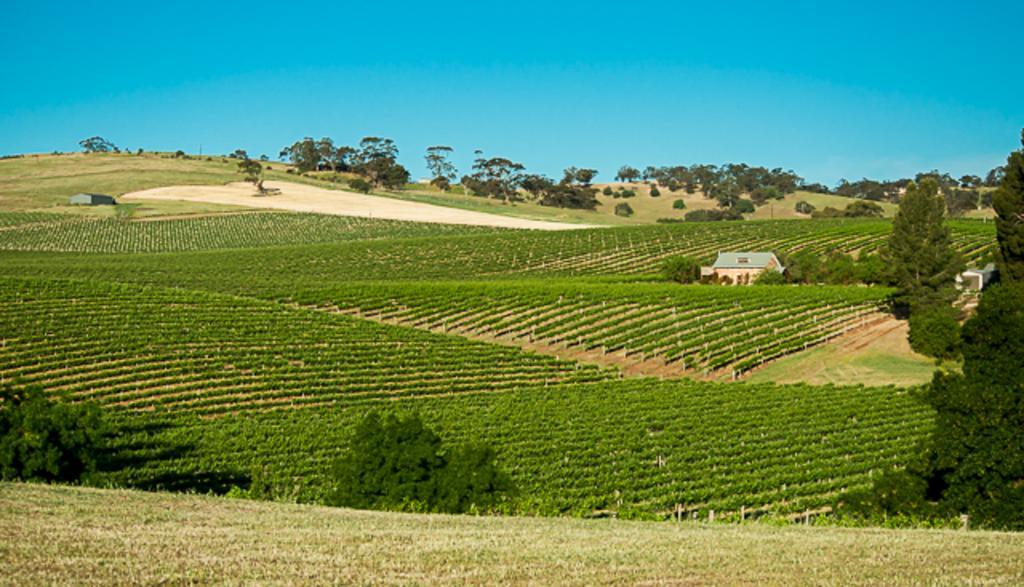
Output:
[
  {"xmin": 98, "ymin": 374, "xmax": 931, "ymax": 519},
  {"xmin": 0, "ymin": 278, "xmax": 609, "ymax": 415},
  {"xmin": 0, "ymin": 219, "xmax": 996, "ymax": 293},
  {"xmin": 0, "ymin": 280, "xmax": 932, "ymax": 518},
  {"xmin": 296, "ymin": 280, "xmax": 893, "ymax": 378},
  {"xmin": 0, "ymin": 210, "xmax": 988, "ymax": 522},
  {"xmin": 0, "ymin": 211, "xmax": 504, "ymax": 253}
]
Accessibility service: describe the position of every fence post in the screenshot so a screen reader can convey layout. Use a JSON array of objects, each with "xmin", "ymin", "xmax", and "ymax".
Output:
[
  {"xmin": 709, "ymin": 509, "xmax": 715, "ymax": 523},
  {"xmin": 960, "ymin": 514, "xmax": 970, "ymax": 531},
  {"xmin": 740, "ymin": 505, "xmax": 746, "ymax": 522}
]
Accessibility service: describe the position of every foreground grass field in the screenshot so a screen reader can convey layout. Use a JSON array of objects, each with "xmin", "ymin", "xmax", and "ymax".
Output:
[{"xmin": 2, "ymin": 483, "xmax": 1022, "ymax": 585}]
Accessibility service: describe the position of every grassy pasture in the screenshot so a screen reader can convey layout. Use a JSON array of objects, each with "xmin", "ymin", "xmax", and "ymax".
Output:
[
  {"xmin": 746, "ymin": 319, "xmax": 938, "ymax": 387},
  {"xmin": 3, "ymin": 483, "xmax": 1022, "ymax": 586},
  {"xmin": 0, "ymin": 152, "xmax": 248, "ymax": 214}
]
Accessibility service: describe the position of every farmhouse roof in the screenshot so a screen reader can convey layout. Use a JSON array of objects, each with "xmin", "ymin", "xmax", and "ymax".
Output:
[
  {"xmin": 711, "ymin": 252, "xmax": 783, "ymax": 272},
  {"xmin": 962, "ymin": 263, "xmax": 996, "ymax": 277}
]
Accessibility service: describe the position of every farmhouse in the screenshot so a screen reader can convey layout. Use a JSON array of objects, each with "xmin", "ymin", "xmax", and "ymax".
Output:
[
  {"xmin": 702, "ymin": 252, "xmax": 784, "ymax": 285},
  {"xmin": 956, "ymin": 263, "xmax": 997, "ymax": 291},
  {"xmin": 69, "ymin": 193, "xmax": 117, "ymax": 206}
]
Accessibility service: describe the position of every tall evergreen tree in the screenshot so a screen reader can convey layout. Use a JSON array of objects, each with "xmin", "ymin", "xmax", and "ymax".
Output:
[
  {"xmin": 925, "ymin": 282, "xmax": 1024, "ymax": 529},
  {"xmin": 884, "ymin": 178, "xmax": 963, "ymax": 311},
  {"xmin": 993, "ymin": 130, "xmax": 1024, "ymax": 282}
]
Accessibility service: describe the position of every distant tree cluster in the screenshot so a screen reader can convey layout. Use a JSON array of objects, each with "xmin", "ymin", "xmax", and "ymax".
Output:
[
  {"xmin": 683, "ymin": 208, "xmax": 743, "ymax": 222},
  {"xmin": 280, "ymin": 137, "xmax": 409, "ymax": 189},
  {"xmin": 460, "ymin": 154, "xmax": 602, "ymax": 210},
  {"xmin": 778, "ymin": 250, "xmax": 888, "ymax": 285},
  {"xmin": 461, "ymin": 152, "xmax": 526, "ymax": 204},
  {"xmin": 424, "ymin": 146, "xmax": 457, "ymax": 191},
  {"xmin": 811, "ymin": 200, "xmax": 885, "ymax": 218},
  {"xmin": 621, "ymin": 163, "xmax": 800, "ymax": 214},
  {"xmin": 833, "ymin": 167, "xmax": 1004, "ymax": 217},
  {"xmin": 518, "ymin": 167, "xmax": 600, "ymax": 210}
]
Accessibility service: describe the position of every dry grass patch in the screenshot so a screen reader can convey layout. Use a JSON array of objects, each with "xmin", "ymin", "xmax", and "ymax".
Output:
[{"xmin": 2, "ymin": 483, "xmax": 1022, "ymax": 585}]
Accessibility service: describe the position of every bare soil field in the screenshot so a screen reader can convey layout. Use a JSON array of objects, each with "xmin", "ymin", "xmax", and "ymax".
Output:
[{"xmin": 124, "ymin": 181, "xmax": 594, "ymax": 230}]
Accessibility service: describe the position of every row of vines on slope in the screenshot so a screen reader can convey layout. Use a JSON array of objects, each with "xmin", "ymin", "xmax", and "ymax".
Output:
[
  {"xmin": 0, "ymin": 211, "xmax": 505, "ymax": 253},
  {"xmin": 0, "ymin": 278, "xmax": 610, "ymax": 415},
  {"xmin": 0, "ymin": 220, "xmax": 995, "ymax": 292},
  {"xmin": 297, "ymin": 280, "xmax": 893, "ymax": 378},
  {"xmin": 100, "ymin": 379, "xmax": 931, "ymax": 519}
]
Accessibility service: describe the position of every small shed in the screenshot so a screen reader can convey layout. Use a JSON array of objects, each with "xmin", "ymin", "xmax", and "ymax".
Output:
[
  {"xmin": 703, "ymin": 252, "xmax": 784, "ymax": 285},
  {"xmin": 956, "ymin": 264, "xmax": 997, "ymax": 291},
  {"xmin": 69, "ymin": 193, "xmax": 116, "ymax": 206}
]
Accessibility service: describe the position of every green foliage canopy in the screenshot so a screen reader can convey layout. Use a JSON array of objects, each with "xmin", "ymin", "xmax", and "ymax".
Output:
[
  {"xmin": 993, "ymin": 131, "xmax": 1024, "ymax": 282},
  {"xmin": 662, "ymin": 256, "xmax": 701, "ymax": 284},
  {"xmin": 884, "ymin": 178, "xmax": 963, "ymax": 311},
  {"xmin": 0, "ymin": 385, "xmax": 105, "ymax": 483},
  {"xmin": 925, "ymin": 282, "xmax": 1024, "ymax": 529},
  {"xmin": 328, "ymin": 412, "xmax": 513, "ymax": 513}
]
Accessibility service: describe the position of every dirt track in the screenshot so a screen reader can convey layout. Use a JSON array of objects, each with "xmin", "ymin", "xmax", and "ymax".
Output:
[{"xmin": 123, "ymin": 181, "xmax": 593, "ymax": 230}]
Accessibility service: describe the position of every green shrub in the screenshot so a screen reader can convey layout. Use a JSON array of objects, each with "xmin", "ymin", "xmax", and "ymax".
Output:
[
  {"xmin": 649, "ymin": 186, "xmax": 661, "ymax": 198},
  {"xmin": 754, "ymin": 270, "xmax": 787, "ymax": 285},
  {"xmin": 733, "ymin": 199, "xmax": 756, "ymax": 214},
  {"xmin": 328, "ymin": 412, "xmax": 512, "ymax": 513},
  {"xmin": 614, "ymin": 203, "xmax": 634, "ymax": 217},
  {"xmin": 908, "ymin": 304, "xmax": 961, "ymax": 359},
  {"xmin": 347, "ymin": 178, "xmax": 372, "ymax": 194},
  {"xmin": 602, "ymin": 187, "xmax": 613, "ymax": 196},
  {"xmin": 685, "ymin": 208, "xmax": 742, "ymax": 222},
  {"xmin": 672, "ymin": 199, "xmax": 686, "ymax": 210},
  {"xmin": 662, "ymin": 256, "xmax": 701, "ymax": 284},
  {"xmin": 795, "ymin": 201, "xmax": 815, "ymax": 214},
  {"xmin": 0, "ymin": 385, "xmax": 105, "ymax": 483}
]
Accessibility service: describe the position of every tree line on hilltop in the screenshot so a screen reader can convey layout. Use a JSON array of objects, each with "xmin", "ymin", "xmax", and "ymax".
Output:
[{"xmin": 76, "ymin": 134, "xmax": 1004, "ymax": 218}]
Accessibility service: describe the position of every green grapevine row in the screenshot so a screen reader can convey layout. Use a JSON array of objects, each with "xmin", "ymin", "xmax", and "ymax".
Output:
[
  {"xmin": 292, "ymin": 280, "xmax": 893, "ymax": 378},
  {"xmin": 0, "ymin": 278, "xmax": 611, "ymax": 415},
  {"xmin": 98, "ymin": 378, "xmax": 932, "ymax": 519},
  {"xmin": 0, "ymin": 211, "xmax": 505, "ymax": 253}
]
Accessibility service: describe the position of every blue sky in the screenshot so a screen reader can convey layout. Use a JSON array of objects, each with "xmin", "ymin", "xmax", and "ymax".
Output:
[{"xmin": 2, "ymin": 0, "xmax": 1021, "ymax": 185}]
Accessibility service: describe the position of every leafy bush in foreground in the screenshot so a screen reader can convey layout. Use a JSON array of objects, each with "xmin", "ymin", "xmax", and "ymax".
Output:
[
  {"xmin": 328, "ymin": 412, "xmax": 513, "ymax": 513},
  {"xmin": 0, "ymin": 385, "xmax": 105, "ymax": 483}
]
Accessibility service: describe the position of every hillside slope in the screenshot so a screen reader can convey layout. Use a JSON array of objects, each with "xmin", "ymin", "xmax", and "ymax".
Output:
[
  {"xmin": 124, "ymin": 181, "xmax": 591, "ymax": 230},
  {"xmin": 3, "ymin": 483, "xmax": 1022, "ymax": 586},
  {"xmin": 2, "ymin": 152, "xmax": 902, "ymax": 225}
]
